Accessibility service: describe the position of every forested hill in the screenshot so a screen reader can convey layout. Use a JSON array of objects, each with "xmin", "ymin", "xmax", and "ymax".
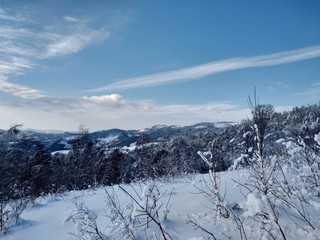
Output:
[
  {"xmin": 1, "ymin": 103, "xmax": 320, "ymax": 197},
  {"xmin": 18, "ymin": 122, "xmax": 225, "ymax": 152}
]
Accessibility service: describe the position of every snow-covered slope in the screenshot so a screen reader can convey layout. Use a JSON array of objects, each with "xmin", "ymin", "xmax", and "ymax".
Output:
[{"xmin": 3, "ymin": 170, "xmax": 320, "ymax": 240}]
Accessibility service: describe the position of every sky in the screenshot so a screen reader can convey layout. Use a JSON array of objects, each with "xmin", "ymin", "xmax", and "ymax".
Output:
[{"xmin": 0, "ymin": 0, "xmax": 320, "ymax": 131}]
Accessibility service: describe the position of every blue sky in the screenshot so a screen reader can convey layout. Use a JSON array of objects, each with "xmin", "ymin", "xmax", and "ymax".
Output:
[{"xmin": 1, "ymin": 0, "xmax": 320, "ymax": 131}]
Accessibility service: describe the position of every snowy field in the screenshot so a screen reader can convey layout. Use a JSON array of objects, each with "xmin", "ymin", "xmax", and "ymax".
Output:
[{"xmin": 3, "ymin": 170, "xmax": 320, "ymax": 240}]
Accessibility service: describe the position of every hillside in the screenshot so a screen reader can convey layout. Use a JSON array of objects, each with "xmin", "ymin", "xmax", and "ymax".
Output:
[
  {"xmin": 21, "ymin": 122, "xmax": 223, "ymax": 152},
  {"xmin": 3, "ymin": 170, "xmax": 320, "ymax": 240}
]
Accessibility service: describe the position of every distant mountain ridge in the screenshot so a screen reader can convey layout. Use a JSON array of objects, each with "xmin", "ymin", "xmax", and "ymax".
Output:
[{"xmin": 9, "ymin": 122, "xmax": 233, "ymax": 152}]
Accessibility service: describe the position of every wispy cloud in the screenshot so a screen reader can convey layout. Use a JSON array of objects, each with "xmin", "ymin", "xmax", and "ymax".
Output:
[
  {"xmin": 2, "ymin": 88, "xmax": 296, "ymax": 130},
  {"xmin": 90, "ymin": 45, "xmax": 320, "ymax": 92},
  {"xmin": 0, "ymin": 6, "xmax": 110, "ymax": 99},
  {"xmin": 0, "ymin": 92, "xmax": 249, "ymax": 130},
  {"xmin": 0, "ymin": 8, "xmax": 26, "ymax": 22},
  {"xmin": 82, "ymin": 94, "xmax": 153, "ymax": 110},
  {"xmin": 8, "ymin": 93, "xmax": 153, "ymax": 116},
  {"xmin": 64, "ymin": 16, "xmax": 80, "ymax": 23},
  {"xmin": 0, "ymin": 79, "xmax": 46, "ymax": 99},
  {"xmin": 44, "ymin": 30, "xmax": 109, "ymax": 58},
  {"xmin": 267, "ymin": 81, "xmax": 291, "ymax": 92}
]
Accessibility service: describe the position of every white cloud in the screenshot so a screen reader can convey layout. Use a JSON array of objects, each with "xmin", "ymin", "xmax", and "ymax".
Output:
[
  {"xmin": 44, "ymin": 29, "xmax": 109, "ymax": 58},
  {"xmin": 83, "ymin": 94, "xmax": 153, "ymax": 109},
  {"xmin": 64, "ymin": 16, "xmax": 80, "ymax": 23},
  {"xmin": 82, "ymin": 94, "xmax": 126, "ymax": 108},
  {"xmin": 84, "ymin": 94, "xmax": 124, "ymax": 103},
  {"xmin": 90, "ymin": 45, "xmax": 320, "ymax": 92}
]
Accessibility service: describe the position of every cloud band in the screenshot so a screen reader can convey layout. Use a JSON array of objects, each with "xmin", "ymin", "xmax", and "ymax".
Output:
[{"xmin": 90, "ymin": 45, "xmax": 320, "ymax": 92}]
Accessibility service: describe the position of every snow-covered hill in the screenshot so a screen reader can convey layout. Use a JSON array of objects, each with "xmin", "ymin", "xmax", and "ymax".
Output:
[
  {"xmin": 3, "ymin": 170, "xmax": 320, "ymax": 240},
  {"xmin": 18, "ymin": 122, "xmax": 221, "ymax": 152}
]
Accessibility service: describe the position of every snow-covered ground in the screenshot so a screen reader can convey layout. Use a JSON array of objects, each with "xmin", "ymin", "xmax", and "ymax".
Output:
[{"xmin": 3, "ymin": 170, "xmax": 320, "ymax": 240}]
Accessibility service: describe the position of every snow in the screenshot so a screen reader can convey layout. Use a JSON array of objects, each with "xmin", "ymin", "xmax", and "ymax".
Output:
[
  {"xmin": 194, "ymin": 125, "xmax": 208, "ymax": 130},
  {"xmin": 122, "ymin": 144, "xmax": 137, "ymax": 151},
  {"xmin": 214, "ymin": 121, "xmax": 235, "ymax": 128},
  {"xmin": 142, "ymin": 182, "xmax": 156, "ymax": 197},
  {"xmin": 275, "ymin": 138, "xmax": 285, "ymax": 143},
  {"xmin": 58, "ymin": 140, "xmax": 71, "ymax": 149},
  {"xmin": 0, "ymin": 174, "xmax": 229, "ymax": 239},
  {"xmin": 3, "ymin": 171, "xmax": 320, "ymax": 240},
  {"xmin": 98, "ymin": 135, "xmax": 118, "ymax": 144},
  {"xmin": 51, "ymin": 150, "xmax": 70, "ymax": 155},
  {"xmin": 310, "ymin": 200, "xmax": 320, "ymax": 210},
  {"xmin": 315, "ymin": 133, "xmax": 320, "ymax": 145},
  {"xmin": 240, "ymin": 193, "xmax": 264, "ymax": 217},
  {"xmin": 243, "ymin": 131, "xmax": 251, "ymax": 138}
]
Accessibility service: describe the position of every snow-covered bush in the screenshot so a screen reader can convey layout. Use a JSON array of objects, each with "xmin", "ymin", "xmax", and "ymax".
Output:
[
  {"xmin": 194, "ymin": 100, "xmax": 320, "ymax": 240},
  {"xmin": 112, "ymin": 182, "xmax": 173, "ymax": 239},
  {"xmin": 65, "ymin": 198, "xmax": 105, "ymax": 240},
  {"xmin": 104, "ymin": 186, "xmax": 137, "ymax": 239},
  {"xmin": 194, "ymin": 151, "xmax": 248, "ymax": 239},
  {"xmin": 0, "ymin": 187, "xmax": 30, "ymax": 234},
  {"xmin": 0, "ymin": 125, "xmax": 30, "ymax": 234},
  {"xmin": 234, "ymin": 101, "xmax": 320, "ymax": 239},
  {"xmin": 67, "ymin": 182, "xmax": 173, "ymax": 240}
]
